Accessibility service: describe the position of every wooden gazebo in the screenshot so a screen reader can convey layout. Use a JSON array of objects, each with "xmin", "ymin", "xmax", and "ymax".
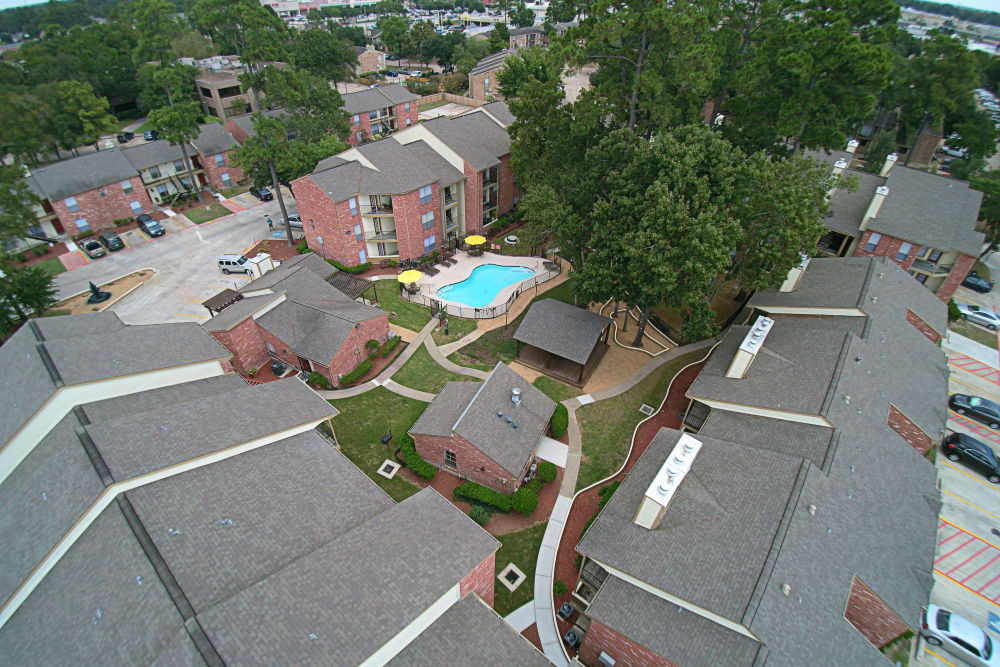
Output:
[{"xmin": 513, "ymin": 299, "xmax": 612, "ymax": 387}]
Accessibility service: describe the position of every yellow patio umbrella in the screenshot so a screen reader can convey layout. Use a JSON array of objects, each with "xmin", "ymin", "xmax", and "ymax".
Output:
[
  {"xmin": 465, "ymin": 235, "xmax": 487, "ymax": 245},
  {"xmin": 397, "ymin": 269, "xmax": 423, "ymax": 284}
]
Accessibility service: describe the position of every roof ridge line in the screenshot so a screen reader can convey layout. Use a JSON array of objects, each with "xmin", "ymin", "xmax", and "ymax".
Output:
[{"xmin": 452, "ymin": 362, "xmax": 500, "ymax": 431}]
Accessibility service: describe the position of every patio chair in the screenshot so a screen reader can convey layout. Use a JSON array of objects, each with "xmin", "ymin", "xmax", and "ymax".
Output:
[
  {"xmin": 424, "ymin": 265, "xmax": 440, "ymax": 276},
  {"xmin": 544, "ymin": 260, "xmax": 560, "ymax": 271}
]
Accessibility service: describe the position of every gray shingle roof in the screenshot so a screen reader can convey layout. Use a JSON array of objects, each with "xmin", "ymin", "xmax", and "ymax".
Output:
[
  {"xmin": 197, "ymin": 487, "xmax": 499, "ymax": 665},
  {"xmin": 256, "ymin": 296, "xmax": 385, "ymax": 365},
  {"xmin": 453, "ymin": 363, "xmax": 556, "ymax": 475},
  {"xmin": 122, "ymin": 140, "xmax": 189, "ymax": 171},
  {"xmin": 190, "ymin": 122, "xmax": 237, "ymax": 155},
  {"xmin": 239, "ymin": 253, "xmax": 335, "ymax": 293},
  {"xmin": 470, "ymin": 48, "xmax": 513, "ymax": 76},
  {"xmin": 514, "ymin": 299, "xmax": 611, "ymax": 365},
  {"xmin": 30, "ymin": 149, "xmax": 139, "ymax": 200},
  {"xmin": 202, "ymin": 293, "xmax": 282, "ymax": 332},
  {"xmin": 421, "ymin": 116, "xmax": 501, "ymax": 171},
  {"xmin": 871, "ymin": 166, "xmax": 984, "ymax": 256},
  {"xmin": 481, "ymin": 100, "xmax": 516, "ymax": 127},
  {"xmin": 80, "ymin": 373, "xmax": 247, "ymax": 423},
  {"xmin": 439, "ymin": 112, "xmax": 512, "ymax": 169},
  {"xmin": 751, "ymin": 256, "xmax": 875, "ymax": 310},
  {"xmin": 125, "ymin": 430, "xmax": 394, "ymax": 612},
  {"xmin": 578, "ymin": 428, "xmax": 805, "ymax": 620},
  {"xmin": 388, "ymin": 594, "xmax": 551, "ymax": 666},
  {"xmin": 410, "ymin": 381, "xmax": 484, "ymax": 437},
  {"xmin": 405, "ymin": 140, "xmax": 466, "ymax": 186},
  {"xmin": 342, "ymin": 83, "xmax": 419, "ymax": 114},
  {"xmin": 509, "ymin": 26, "xmax": 543, "ymax": 36},
  {"xmin": 697, "ymin": 408, "xmax": 836, "ymax": 469},
  {"xmin": 825, "ymin": 169, "xmax": 885, "ymax": 237}
]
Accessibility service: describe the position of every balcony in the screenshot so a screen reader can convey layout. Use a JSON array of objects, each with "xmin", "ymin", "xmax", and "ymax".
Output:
[
  {"xmin": 365, "ymin": 229, "xmax": 397, "ymax": 242},
  {"xmin": 910, "ymin": 258, "xmax": 954, "ymax": 276},
  {"xmin": 482, "ymin": 175, "xmax": 498, "ymax": 186},
  {"xmin": 445, "ymin": 214, "xmax": 457, "ymax": 230},
  {"xmin": 362, "ymin": 203, "xmax": 393, "ymax": 216},
  {"xmin": 444, "ymin": 192, "xmax": 457, "ymax": 205}
]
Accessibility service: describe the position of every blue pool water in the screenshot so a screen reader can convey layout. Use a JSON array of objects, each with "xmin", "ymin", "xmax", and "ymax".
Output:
[{"xmin": 437, "ymin": 264, "xmax": 536, "ymax": 308}]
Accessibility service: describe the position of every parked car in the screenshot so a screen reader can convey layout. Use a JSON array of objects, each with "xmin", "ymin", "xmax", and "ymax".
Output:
[
  {"xmin": 143, "ymin": 129, "xmax": 159, "ymax": 141},
  {"xmin": 942, "ymin": 432, "xmax": 1000, "ymax": 483},
  {"xmin": 388, "ymin": 53, "xmax": 401, "ymax": 60},
  {"xmin": 282, "ymin": 214, "xmax": 302, "ymax": 228},
  {"xmin": 962, "ymin": 271, "xmax": 994, "ymax": 293},
  {"xmin": 941, "ymin": 144, "xmax": 968, "ymax": 158},
  {"xmin": 250, "ymin": 186, "xmax": 273, "ymax": 201},
  {"xmin": 386, "ymin": 70, "xmax": 398, "ymax": 77},
  {"xmin": 958, "ymin": 304, "xmax": 1000, "ymax": 330},
  {"xmin": 217, "ymin": 254, "xmax": 252, "ymax": 275},
  {"xmin": 97, "ymin": 230, "xmax": 124, "ymax": 251},
  {"xmin": 921, "ymin": 604, "xmax": 1000, "ymax": 665},
  {"xmin": 950, "ymin": 393, "xmax": 1000, "ymax": 429},
  {"xmin": 368, "ymin": 83, "xmax": 381, "ymax": 89},
  {"xmin": 80, "ymin": 238, "xmax": 106, "ymax": 259},
  {"xmin": 136, "ymin": 213, "xmax": 165, "ymax": 237},
  {"xmin": 116, "ymin": 132, "xmax": 134, "ymax": 144}
]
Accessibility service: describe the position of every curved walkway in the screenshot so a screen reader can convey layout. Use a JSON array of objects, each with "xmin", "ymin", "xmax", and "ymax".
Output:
[{"xmin": 425, "ymin": 335, "xmax": 490, "ymax": 380}]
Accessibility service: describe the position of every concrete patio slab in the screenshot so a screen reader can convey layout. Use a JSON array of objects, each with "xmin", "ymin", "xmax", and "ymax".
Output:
[{"xmin": 536, "ymin": 437, "xmax": 569, "ymax": 468}]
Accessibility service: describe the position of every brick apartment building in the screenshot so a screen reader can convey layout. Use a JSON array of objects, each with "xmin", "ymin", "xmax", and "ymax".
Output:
[
  {"xmin": 22, "ymin": 122, "xmax": 246, "ymax": 238},
  {"xmin": 571, "ymin": 257, "xmax": 946, "ymax": 666},
  {"xmin": 0, "ymin": 312, "xmax": 547, "ymax": 664},
  {"xmin": 292, "ymin": 102, "xmax": 519, "ymax": 266},
  {"xmin": 354, "ymin": 44, "xmax": 386, "ymax": 76},
  {"xmin": 188, "ymin": 55, "xmax": 285, "ymax": 119},
  {"xmin": 409, "ymin": 362, "xmax": 556, "ymax": 492},
  {"xmin": 508, "ymin": 26, "xmax": 547, "ymax": 49},
  {"xmin": 205, "ymin": 254, "xmax": 390, "ymax": 384},
  {"xmin": 343, "ymin": 83, "xmax": 420, "ymax": 145},
  {"xmin": 469, "ymin": 49, "xmax": 512, "ymax": 101},
  {"xmin": 812, "ymin": 143, "xmax": 984, "ymax": 301}
]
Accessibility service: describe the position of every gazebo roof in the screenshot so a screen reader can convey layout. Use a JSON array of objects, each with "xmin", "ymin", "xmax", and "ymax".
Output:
[
  {"xmin": 513, "ymin": 299, "xmax": 612, "ymax": 366},
  {"xmin": 202, "ymin": 289, "xmax": 242, "ymax": 313}
]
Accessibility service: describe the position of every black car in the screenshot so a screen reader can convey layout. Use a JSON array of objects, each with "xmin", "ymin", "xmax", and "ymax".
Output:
[
  {"xmin": 116, "ymin": 132, "xmax": 134, "ymax": 144},
  {"xmin": 949, "ymin": 393, "xmax": 1000, "ymax": 429},
  {"xmin": 943, "ymin": 432, "xmax": 1000, "ymax": 483},
  {"xmin": 250, "ymin": 186, "xmax": 273, "ymax": 201},
  {"xmin": 962, "ymin": 271, "xmax": 994, "ymax": 293},
  {"xmin": 387, "ymin": 53, "xmax": 401, "ymax": 61},
  {"xmin": 136, "ymin": 213, "xmax": 165, "ymax": 238},
  {"xmin": 143, "ymin": 129, "xmax": 158, "ymax": 141},
  {"xmin": 97, "ymin": 230, "xmax": 124, "ymax": 251}
]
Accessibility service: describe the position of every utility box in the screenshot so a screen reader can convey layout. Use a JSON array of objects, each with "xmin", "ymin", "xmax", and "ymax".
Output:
[{"xmin": 248, "ymin": 253, "xmax": 274, "ymax": 278}]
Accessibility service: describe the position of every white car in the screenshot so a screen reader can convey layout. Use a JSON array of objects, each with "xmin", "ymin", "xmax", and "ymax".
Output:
[
  {"xmin": 958, "ymin": 304, "xmax": 1000, "ymax": 331},
  {"xmin": 921, "ymin": 604, "xmax": 1000, "ymax": 666}
]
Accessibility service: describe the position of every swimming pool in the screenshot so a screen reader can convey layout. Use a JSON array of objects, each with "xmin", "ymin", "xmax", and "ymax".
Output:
[{"xmin": 436, "ymin": 264, "xmax": 536, "ymax": 308}]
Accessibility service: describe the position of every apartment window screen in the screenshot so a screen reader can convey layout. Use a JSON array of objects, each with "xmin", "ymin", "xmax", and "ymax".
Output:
[
  {"xmin": 214, "ymin": 153, "xmax": 226, "ymax": 167},
  {"xmin": 444, "ymin": 449, "xmax": 456, "ymax": 468},
  {"xmin": 864, "ymin": 232, "xmax": 882, "ymax": 252},
  {"xmin": 422, "ymin": 211, "xmax": 434, "ymax": 230},
  {"xmin": 419, "ymin": 185, "xmax": 432, "ymax": 205},
  {"xmin": 895, "ymin": 242, "xmax": 912, "ymax": 262},
  {"xmin": 354, "ymin": 224, "xmax": 363, "ymax": 242},
  {"xmin": 120, "ymin": 180, "xmax": 133, "ymax": 194},
  {"xmin": 424, "ymin": 235, "xmax": 436, "ymax": 252},
  {"xmin": 349, "ymin": 197, "xmax": 358, "ymax": 215},
  {"xmin": 64, "ymin": 197, "xmax": 79, "ymax": 212}
]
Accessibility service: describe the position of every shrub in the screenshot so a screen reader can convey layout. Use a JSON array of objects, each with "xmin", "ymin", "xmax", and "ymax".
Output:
[
  {"xmin": 365, "ymin": 338, "xmax": 380, "ymax": 357},
  {"xmin": 574, "ymin": 555, "xmax": 583, "ymax": 570},
  {"xmin": 948, "ymin": 298, "xmax": 962, "ymax": 322},
  {"xmin": 339, "ymin": 359, "xmax": 372, "ymax": 387},
  {"xmin": 308, "ymin": 371, "xmax": 329, "ymax": 389},
  {"xmin": 399, "ymin": 434, "xmax": 436, "ymax": 480},
  {"xmin": 31, "ymin": 245, "xmax": 48, "ymax": 256},
  {"xmin": 550, "ymin": 403, "xmax": 568, "ymax": 438},
  {"xmin": 15, "ymin": 251, "xmax": 27, "ymax": 262},
  {"xmin": 512, "ymin": 486, "xmax": 538, "ymax": 516},
  {"xmin": 454, "ymin": 481, "xmax": 512, "ymax": 512},
  {"xmin": 524, "ymin": 477, "xmax": 543, "ymax": 493},
  {"xmin": 468, "ymin": 505, "xmax": 491, "ymax": 526},
  {"xmin": 380, "ymin": 335, "xmax": 401, "ymax": 357},
  {"xmin": 598, "ymin": 480, "xmax": 621, "ymax": 509},
  {"xmin": 538, "ymin": 461, "xmax": 557, "ymax": 483},
  {"xmin": 247, "ymin": 367, "xmax": 257, "ymax": 377},
  {"xmin": 73, "ymin": 229, "xmax": 94, "ymax": 240},
  {"xmin": 326, "ymin": 258, "xmax": 371, "ymax": 274},
  {"xmin": 296, "ymin": 239, "xmax": 311, "ymax": 254},
  {"xmin": 112, "ymin": 217, "xmax": 133, "ymax": 227},
  {"xmin": 553, "ymin": 579, "xmax": 568, "ymax": 595}
]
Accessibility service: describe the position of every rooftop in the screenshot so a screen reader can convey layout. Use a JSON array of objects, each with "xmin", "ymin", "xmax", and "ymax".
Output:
[
  {"xmin": 342, "ymin": 83, "xmax": 419, "ymax": 114},
  {"xmin": 122, "ymin": 140, "xmax": 189, "ymax": 172},
  {"xmin": 470, "ymin": 48, "xmax": 513, "ymax": 76},
  {"xmin": 514, "ymin": 298, "xmax": 611, "ymax": 365},
  {"xmin": 30, "ymin": 149, "xmax": 139, "ymax": 201},
  {"xmin": 191, "ymin": 121, "xmax": 238, "ymax": 155}
]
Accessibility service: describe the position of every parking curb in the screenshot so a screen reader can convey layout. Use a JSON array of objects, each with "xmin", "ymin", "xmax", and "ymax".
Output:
[{"xmin": 59, "ymin": 267, "xmax": 157, "ymax": 301}]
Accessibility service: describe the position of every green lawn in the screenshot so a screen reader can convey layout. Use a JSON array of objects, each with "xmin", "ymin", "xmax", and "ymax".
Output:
[
  {"xmin": 493, "ymin": 522, "xmax": 547, "ymax": 617},
  {"xmin": 533, "ymin": 375, "xmax": 580, "ymax": 403},
  {"xmin": 431, "ymin": 315, "xmax": 477, "ymax": 346},
  {"xmin": 447, "ymin": 280, "xmax": 575, "ymax": 371},
  {"xmin": 375, "ymin": 279, "xmax": 434, "ymax": 332},
  {"xmin": 391, "ymin": 344, "xmax": 477, "ymax": 393},
  {"xmin": 34, "ymin": 257, "xmax": 66, "ymax": 276},
  {"xmin": 183, "ymin": 202, "xmax": 232, "ymax": 224},
  {"xmin": 576, "ymin": 349, "xmax": 706, "ymax": 492},
  {"xmin": 950, "ymin": 319, "xmax": 998, "ymax": 350},
  {"xmin": 418, "ymin": 100, "xmax": 449, "ymax": 112},
  {"xmin": 220, "ymin": 184, "xmax": 251, "ymax": 198},
  {"xmin": 327, "ymin": 387, "xmax": 428, "ymax": 501}
]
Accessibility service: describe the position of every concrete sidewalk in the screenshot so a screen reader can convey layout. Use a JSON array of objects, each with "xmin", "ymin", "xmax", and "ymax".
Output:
[
  {"xmin": 534, "ymin": 495, "xmax": 572, "ymax": 667},
  {"xmin": 944, "ymin": 330, "xmax": 1000, "ymax": 369}
]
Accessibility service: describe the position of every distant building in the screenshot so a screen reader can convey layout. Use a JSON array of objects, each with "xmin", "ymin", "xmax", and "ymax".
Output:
[
  {"xmin": 469, "ymin": 49, "xmax": 513, "ymax": 102},
  {"xmin": 342, "ymin": 84, "xmax": 421, "ymax": 145},
  {"xmin": 355, "ymin": 44, "xmax": 386, "ymax": 76},
  {"xmin": 193, "ymin": 55, "xmax": 286, "ymax": 120},
  {"xmin": 508, "ymin": 25, "xmax": 547, "ymax": 49}
]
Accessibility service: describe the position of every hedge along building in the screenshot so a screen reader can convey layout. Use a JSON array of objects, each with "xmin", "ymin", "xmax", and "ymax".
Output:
[
  {"xmin": 204, "ymin": 254, "xmax": 390, "ymax": 384},
  {"xmin": 409, "ymin": 363, "xmax": 556, "ymax": 493}
]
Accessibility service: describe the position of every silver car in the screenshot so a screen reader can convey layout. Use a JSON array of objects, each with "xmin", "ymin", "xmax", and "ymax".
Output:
[
  {"xmin": 921, "ymin": 604, "xmax": 1000, "ymax": 666},
  {"xmin": 281, "ymin": 214, "xmax": 302, "ymax": 229},
  {"xmin": 959, "ymin": 304, "xmax": 1000, "ymax": 331}
]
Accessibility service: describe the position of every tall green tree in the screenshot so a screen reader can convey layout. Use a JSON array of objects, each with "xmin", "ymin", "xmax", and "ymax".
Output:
[
  {"xmin": 971, "ymin": 172, "xmax": 1000, "ymax": 258},
  {"xmin": 290, "ymin": 27, "xmax": 359, "ymax": 87},
  {"xmin": 0, "ymin": 165, "xmax": 41, "ymax": 248},
  {"xmin": 147, "ymin": 100, "xmax": 204, "ymax": 195},
  {"xmin": 496, "ymin": 46, "xmax": 558, "ymax": 100},
  {"xmin": 0, "ymin": 259, "xmax": 58, "ymax": 331},
  {"xmin": 489, "ymin": 21, "xmax": 509, "ymax": 53},
  {"xmin": 129, "ymin": 0, "xmax": 183, "ymax": 65},
  {"xmin": 376, "ymin": 15, "xmax": 409, "ymax": 54},
  {"xmin": 510, "ymin": 3, "xmax": 536, "ymax": 28},
  {"xmin": 37, "ymin": 80, "xmax": 118, "ymax": 156}
]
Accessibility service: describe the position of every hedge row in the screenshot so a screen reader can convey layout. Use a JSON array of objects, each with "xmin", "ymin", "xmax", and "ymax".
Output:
[
  {"xmin": 339, "ymin": 359, "xmax": 372, "ymax": 388},
  {"xmin": 399, "ymin": 434, "xmax": 436, "ymax": 480},
  {"xmin": 380, "ymin": 336, "xmax": 401, "ymax": 357},
  {"xmin": 327, "ymin": 258, "xmax": 372, "ymax": 274},
  {"xmin": 365, "ymin": 338, "xmax": 380, "ymax": 357},
  {"xmin": 550, "ymin": 404, "xmax": 568, "ymax": 438},
  {"xmin": 454, "ymin": 481, "xmax": 512, "ymax": 512}
]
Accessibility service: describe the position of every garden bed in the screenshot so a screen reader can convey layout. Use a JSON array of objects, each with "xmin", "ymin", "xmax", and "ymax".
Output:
[{"xmin": 54, "ymin": 270, "xmax": 154, "ymax": 315}]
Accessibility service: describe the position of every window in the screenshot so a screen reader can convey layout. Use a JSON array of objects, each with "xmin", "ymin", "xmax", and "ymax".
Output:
[
  {"xmin": 199, "ymin": 86, "xmax": 212, "ymax": 98},
  {"xmin": 864, "ymin": 232, "xmax": 882, "ymax": 252},
  {"xmin": 514, "ymin": 173, "xmax": 518, "ymax": 186},
  {"xmin": 405, "ymin": 117, "xmax": 411, "ymax": 126},
  {"xmin": 444, "ymin": 449, "xmax": 456, "ymax": 468},
  {"xmin": 422, "ymin": 210, "xmax": 435, "ymax": 230},
  {"xmin": 221, "ymin": 172, "xmax": 231, "ymax": 185},
  {"xmin": 424, "ymin": 234, "xmax": 436, "ymax": 252},
  {"xmin": 173, "ymin": 160, "xmax": 185, "ymax": 172},
  {"xmin": 354, "ymin": 224, "xmax": 362, "ymax": 241},
  {"xmin": 353, "ymin": 114, "xmax": 360, "ymax": 124},
  {"xmin": 120, "ymin": 179, "xmax": 133, "ymax": 194},
  {"xmin": 369, "ymin": 110, "xmax": 378, "ymax": 121},
  {"xmin": 356, "ymin": 131, "xmax": 363, "ymax": 142},
  {"xmin": 156, "ymin": 184, "xmax": 168, "ymax": 196},
  {"xmin": 514, "ymin": 194, "xmax": 520, "ymax": 205},
  {"xmin": 419, "ymin": 185, "xmax": 432, "ymax": 205},
  {"xmin": 404, "ymin": 102, "xmax": 410, "ymax": 112},
  {"xmin": 895, "ymin": 242, "xmax": 912, "ymax": 262},
  {"xmin": 129, "ymin": 200, "xmax": 142, "ymax": 213},
  {"xmin": 485, "ymin": 77, "xmax": 490, "ymax": 90},
  {"xmin": 75, "ymin": 217, "xmax": 89, "ymax": 232},
  {"xmin": 349, "ymin": 197, "xmax": 358, "ymax": 215},
  {"xmin": 359, "ymin": 249, "xmax": 367, "ymax": 263},
  {"xmin": 214, "ymin": 153, "xmax": 226, "ymax": 167},
  {"xmin": 64, "ymin": 196, "xmax": 79, "ymax": 212},
  {"xmin": 149, "ymin": 166, "xmax": 161, "ymax": 179}
]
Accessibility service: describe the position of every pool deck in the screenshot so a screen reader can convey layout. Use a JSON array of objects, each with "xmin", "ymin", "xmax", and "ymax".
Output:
[{"xmin": 412, "ymin": 251, "xmax": 548, "ymax": 310}]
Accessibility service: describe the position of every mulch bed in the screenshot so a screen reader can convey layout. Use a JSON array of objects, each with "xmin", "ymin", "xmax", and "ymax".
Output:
[
  {"xmin": 551, "ymin": 360, "xmax": 706, "ymax": 645},
  {"xmin": 340, "ymin": 341, "xmax": 408, "ymax": 387},
  {"xmin": 521, "ymin": 623, "xmax": 542, "ymax": 653},
  {"xmin": 247, "ymin": 239, "xmax": 302, "ymax": 263}
]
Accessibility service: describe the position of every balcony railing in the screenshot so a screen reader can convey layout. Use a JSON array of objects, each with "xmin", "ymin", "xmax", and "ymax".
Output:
[
  {"xmin": 910, "ymin": 258, "xmax": 954, "ymax": 276},
  {"xmin": 362, "ymin": 204, "xmax": 393, "ymax": 215},
  {"xmin": 444, "ymin": 193, "xmax": 456, "ymax": 205},
  {"xmin": 482, "ymin": 175, "xmax": 498, "ymax": 186},
  {"xmin": 446, "ymin": 215, "xmax": 457, "ymax": 230},
  {"xmin": 365, "ymin": 229, "xmax": 397, "ymax": 242}
]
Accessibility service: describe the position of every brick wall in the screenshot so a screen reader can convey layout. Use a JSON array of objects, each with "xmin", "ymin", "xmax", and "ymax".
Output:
[
  {"xmin": 498, "ymin": 154, "xmax": 517, "ymax": 216},
  {"xmin": 852, "ymin": 229, "xmax": 889, "ymax": 259},
  {"xmin": 937, "ymin": 253, "xmax": 976, "ymax": 302},
  {"xmin": 224, "ymin": 119, "xmax": 250, "ymax": 144},
  {"xmin": 293, "ymin": 176, "xmax": 367, "ymax": 265},
  {"xmin": 348, "ymin": 112, "xmax": 374, "ymax": 145},
  {"xmin": 394, "ymin": 186, "xmax": 441, "ymax": 259},
  {"xmin": 411, "ymin": 431, "xmax": 524, "ymax": 493},
  {"xmin": 463, "ymin": 162, "xmax": 484, "ymax": 237},
  {"xmin": 328, "ymin": 315, "xmax": 391, "ymax": 380},
  {"xmin": 460, "ymin": 552, "xmax": 496, "ymax": 608},
  {"xmin": 470, "ymin": 68, "xmax": 500, "ymax": 102},
  {"xmin": 397, "ymin": 101, "xmax": 419, "ymax": 131},
  {"xmin": 358, "ymin": 49, "xmax": 384, "ymax": 74},
  {"xmin": 52, "ymin": 176, "xmax": 153, "ymax": 234},
  {"xmin": 577, "ymin": 619, "xmax": 677, "ymax": 667},
  {"xmin": 209, "ymin": 317, "xmax": 270, "ymax": 375},
  {"xmin": 905, "ymin": 308, "xmax": 942, "ymax": 344},
  {"xmin": 844, "ymin": 576, "xmax": 908, "ymax": 649},
  {"xmin": 887, "ymin": 404, "xmax": 935, "ymax": 454},
  {"xmin": 200, "ymin": 149, "xmax": 245, "ymax": 190}
]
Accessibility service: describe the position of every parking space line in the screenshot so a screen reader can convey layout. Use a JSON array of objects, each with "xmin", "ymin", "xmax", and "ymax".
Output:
[
  {"xmin": 940, "ymin": 460, "xmax": 1000, "ymax": 494},
  {"xmin": 947, "ymin": 412, "xmax": 1000, "ymax": 447},
  {"xmin": 136, "ymin": 229, "xmax": 151, "ymax": 242},
  {"xmin": 946, "ymin": 546, "xmax": 991, "ymax": 575},
  {"xmin": 961, "ymin": 552, "xmax": 1000, "ymax": 584},
  {"xmin": 950, "ymin": 375, "xmax": 1000, "ymax": 398},
  {"xmin": 937, "ymin": 537, "xmax": 977, "ymax": 563},
  {"xmin": 924, "ymin": 647, "xmax": 957, "ymax": 666},
  {"xmin": 171, "ymin": 313, "xmax": 201, "ymax": 319},
  {"xmin": 934, "ymin": 569, "xmax": 1000, "ymax": 609},
  {"xmin": 979, "ymin": 570, "xmax": 1000, "ymax": 595},
  {"xmin": 953, "ymin": 293, "xmax": 986, "ymax": 308},
  {"xmin": 939, "ymin": 529, "xmax": 964, "ymax": 547},
  {"xmin": 941, "ymin": 488, "xmax": 1000, "ymax": 522},
  {"xmin": 939, "ymin": 518, "xmax": 1000, "ymax": 550}
]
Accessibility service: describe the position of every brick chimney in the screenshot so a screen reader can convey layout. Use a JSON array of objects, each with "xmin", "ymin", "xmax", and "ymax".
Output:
[
  {"xmin": 880, "ymin": 153, "xmax": 897, "ymax": 178},
  {"xmin": 859, "ymin": 186, "xmax": 890, "ymax": 232},
  {"xmin": 633, "ymin": 433, "xmax": 703, "ymax": 530},
  {"xmin": 779, "ymin": 254, "xmax": 810, "ymax": 293},
  {"xmin": 725, "ymin": 315, "xmax": 774, "ymax": 379}
]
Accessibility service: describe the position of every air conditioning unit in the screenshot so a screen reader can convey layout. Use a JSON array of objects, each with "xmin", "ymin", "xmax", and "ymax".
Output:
[{"xmin": 598, "ymin": 652, "xmax": 616, "ymax": 667}]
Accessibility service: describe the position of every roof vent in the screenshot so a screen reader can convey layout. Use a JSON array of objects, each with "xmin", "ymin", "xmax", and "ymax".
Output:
[
  {"xmin": 513, "ymin": 421, "xmax": 518, "ymax": 429},
  {"xmin": 498, "ymin": 410, "xmax": 504, "ymax": 418},
  {"xmin": 779, "ymin": 253, "xmax": 810, "ymax": 292},
  {"xmin": 726, "ymin": 316, "xmax": 774, "ymax": 378},
  {"xmin": 860, "ymin": 186, "xmax": 890, "ymax": 230},
  {"xmin": 633, "ymin": 433, "xmax": 703, "ymax": 530},
  {"xmin": 511, "ymin": 387, "xmax": 521, "ymax": 406},
  {"xmin": 846, "ymin": 139, "xmax": 859, "ymax": 154}
]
